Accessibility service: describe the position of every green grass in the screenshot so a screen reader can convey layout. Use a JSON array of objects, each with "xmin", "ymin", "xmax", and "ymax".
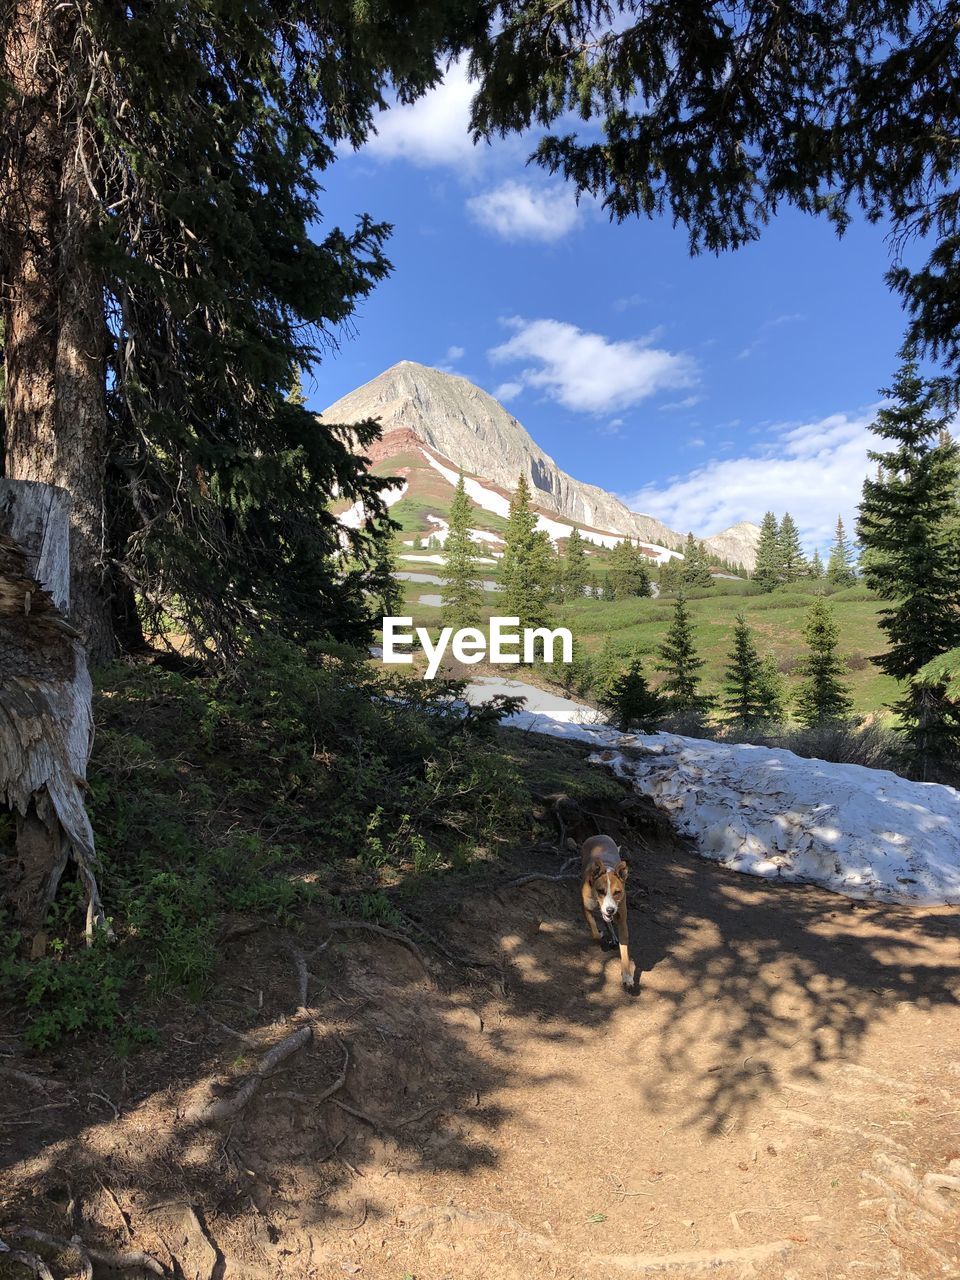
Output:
[
  {"xmin": 393, "ymin": 577, "xmax": 902, "ymax": 718},
  {"xmin": 553, "ymin": 589, "xmax": 900, "ymax": 717}
]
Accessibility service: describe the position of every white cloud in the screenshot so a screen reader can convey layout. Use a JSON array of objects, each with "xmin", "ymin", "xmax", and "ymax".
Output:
[
  {"xmin": 446, "ymin": 345, "xmax": 465, "ymax": 361},
  {"xmin": 488, "ymin": 317, "xmax": 696, "ymax": 414},
  {"xmin": 621, "ymin": 410, "xmax": 880, "ymax": 548},
  {"xmin": 364, "ymin": 59, "xmax": 478, "ymax": 167},
  {"xmin": 660, "ymin": 395, "xmax": 703, "ymax": 411},
  {"xmin": 466, "ymin": 181, "xmax": 581, "ymax": 242},
  {"xmin": 494, "ymin": 380, "xmax": 524, "ymax": 402}
]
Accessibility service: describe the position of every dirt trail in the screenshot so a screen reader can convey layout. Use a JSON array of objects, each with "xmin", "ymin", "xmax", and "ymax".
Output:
[{"xmin": 3, "ymin": 825, "xmax": 959, "ymax": 1280}]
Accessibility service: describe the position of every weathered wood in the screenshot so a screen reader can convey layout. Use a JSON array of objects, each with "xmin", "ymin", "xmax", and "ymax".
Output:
[{"xmin": 0, "ymin": 479, "xmax": 105, "ymax": 937}]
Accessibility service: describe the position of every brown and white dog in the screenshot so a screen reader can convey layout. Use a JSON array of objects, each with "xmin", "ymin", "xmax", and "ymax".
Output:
[{"xmin": 580, "ymin": 835, "xmax": 636, "ymax": 990}]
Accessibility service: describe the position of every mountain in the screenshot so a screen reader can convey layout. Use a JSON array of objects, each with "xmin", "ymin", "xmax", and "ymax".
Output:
[{"xmin": 322, "ymin": 361, "xmax": 760, "ymax": 570}]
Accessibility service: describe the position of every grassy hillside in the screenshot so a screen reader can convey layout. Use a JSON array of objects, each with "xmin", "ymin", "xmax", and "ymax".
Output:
[{"xmin": 393, "ymin": 575, "xmax": 901, "ymax": 719}]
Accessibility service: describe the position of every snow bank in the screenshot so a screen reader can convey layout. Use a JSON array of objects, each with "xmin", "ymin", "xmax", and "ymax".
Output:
[{"xmin": 469, "ymin": 678, "xmax": 960, "ymax": 906}]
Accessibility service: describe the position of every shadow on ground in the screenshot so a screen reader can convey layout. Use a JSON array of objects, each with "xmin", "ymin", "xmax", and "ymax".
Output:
[{"xmin": 2, "ymin": 784, "xmax": 958, "ymax": 1277}]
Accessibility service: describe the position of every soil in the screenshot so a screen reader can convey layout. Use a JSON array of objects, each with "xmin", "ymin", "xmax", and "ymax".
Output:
[{"xmin": 2, "ymin": 806, "xmax": 959, "ymax": 1279}]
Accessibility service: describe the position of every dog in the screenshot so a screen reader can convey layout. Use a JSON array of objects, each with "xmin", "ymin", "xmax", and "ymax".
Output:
[{"xmin": 580, "ymin": 835, "xmax": 636, "ymax": 991}]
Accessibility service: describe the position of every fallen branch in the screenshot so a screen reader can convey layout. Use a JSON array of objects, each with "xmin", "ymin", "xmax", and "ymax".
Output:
[
  {"xmin": 185, "ymin": 1024, "xmax": 313, "ymax": 1126},
  {"xmin": 322, "ymin": 920, "xmax": 431, "ymax": 978}
]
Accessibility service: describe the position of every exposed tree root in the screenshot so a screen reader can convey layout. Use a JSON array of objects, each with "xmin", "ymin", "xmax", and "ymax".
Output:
[
  {"xmin": 7, "ymin": 1226, "xmax": 165, "ymax": 1276},
  {"xmin": 321, "ymin": 919, "xmax": 431, "ymax": 978},
  {"xmin": 282, "ymin": 940, "xmax": 311, "ymax": 1010}
]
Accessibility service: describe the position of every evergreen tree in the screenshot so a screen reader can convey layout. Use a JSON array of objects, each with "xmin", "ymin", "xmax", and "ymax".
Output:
[
  {"xmin": 794, "ymin": 596, "xmax": 853, "ymax": 727},
  {"xmin": 590, "ymin": 638, "xmax": 624, "ymax": 707},
  {"xmin": 857, "ymin": 359, "xmax": 960, "ymax": 772},
  {"xmin": 681, "ymin": 533, "xmax": 713, "ymax": 588},
  {"xmin": 756, "ymin": 654, "xmax": 787, "ymax": 725},
  {"xmin": 809, "ymin": 548, "xmax": 825, "ymax": 579},
  {"xmin": 501, "ymin": 475, "xmax": 553, "ymax": 629},
  {"xmin": 609, "ymin": 539, "xmax": 653, "ymax": 599},
  {"xmin": 659, "ymin": 558, "xmax": 681, "ymax": 593},
  {"xmin": 722, "ymin": 613, "xmax": 766, "ymax": 727},
  {"xmin": 826, "ymin": 517, "xmax": 858, "ymax": 587},
  {"xmin": 2, "ymin": 1, "xmax": 474, "ymax": 661},
  {"xmin": 777, "ymin": 513, "xmax": 808, "ymax": 582},
  {"xmin": 442, "ymin": 473, "xmax": 484, "ymax": 628},
  {"xmin": 562, "ymin": 527, "xmax": 589, "ymax": 600},
  {"xmin": 601, "ymin": 658, "xmax": 667, "ymax": 732},
  {"xmin": 753, "ymin": 512, "xmax": 783, "ymax": 592},
  {"xmin": 656, "ymin": 592, "xmax": 711, "ymax": 715}
]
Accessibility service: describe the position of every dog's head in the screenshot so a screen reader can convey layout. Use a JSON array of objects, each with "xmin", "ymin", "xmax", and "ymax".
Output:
[{"xmin": 591, "ymin": 857, "xmax": 628, "ymax": 922}]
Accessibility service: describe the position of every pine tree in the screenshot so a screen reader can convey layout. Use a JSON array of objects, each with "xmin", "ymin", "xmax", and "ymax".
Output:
[
  {"xmin": 794, "ymin": 596, "xmax": 853, "ymax": 727},
  {"xmin": 501, "ymin": 475, "xmax": 553, "ymax": 629},
  {"xmin": 753, "ymin": 512, "xmax": 783, "ymax": 592},
  {"xmin": 656, "ymin": 592, "xmax": 711, "ymax": 715},
  {"xmin": 609, "ymin": 539, "xmax": 654, "ymax": 598},
  {"xmin": 857, "ymin": 359, "xmax": 960, "ymax": 773},
  {"xmin": 2, "ymin": 1, "xmax": 469, "ymax": 660},
  {"xmin": 590, "ymin": 638, "xmax": 624, "ymax": 707},
  {"xmin": 681, "ymin": 533, "xmax": 713, "ymax": 588},
  {"xmin": 777, "ymin": 513, "xmax": 807, "ymax": 582},
  {"xmin": 563, "ymin": 527, "xmax": 589, "ymax": 600},
  {"xmin": 826, "ymin": 516, "xmax": 858, "ymax": 587},
  {"xmin": 601, "ymin": 658, "xmax": 667, "ymax": 732},
  {"xmin": 659, "ymin": 557, "xmax": 681, "ymax": 593},
  {"xmin": 442, "ymin": 473, "xmax": 484, "ymax": 628},
  {"xmin": 756, "ymin": 654, "xmax": 787, "ymax": 725},
  {"xmin": 722, "ymin": 613, "xmax": 766, "ymax": 727},
  {"xmin": 809, "ymin": 547, "xmax": 825, "ymax": 579}
]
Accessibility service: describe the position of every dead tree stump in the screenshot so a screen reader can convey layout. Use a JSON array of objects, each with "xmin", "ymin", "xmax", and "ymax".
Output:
[{"xmin": 0, "ymin": 479, "xmax": 105, "ymax": 939}]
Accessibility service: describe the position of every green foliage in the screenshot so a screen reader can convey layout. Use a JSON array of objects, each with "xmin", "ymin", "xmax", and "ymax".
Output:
[
  {"xmin": 777, "ymin": 514, "xmax": 808, "ymax": 582},
  {"xmin": 681, "ymin": 533, "xmax": 713, "ymax": 589},
  {"xmin": 826, "ymin": 516, "xmax": 858, "ymax": 587},
  {"xmin": 41, "ymin": 1, "xmax": 493, "ymax": 656},
  {"xmin": 722, "ymin": 613, "xmax": 767, "ymax": 727},
  {"xmin": 1, "ymin": 639, "xmax": 529, "ymax": 1048},
  {"xmin": 442, "ymin": 473, "xmax": 485, "ymax": 628},
  {"xmin": 501, "ymin": 475, "xmax": 554, "ymax": 630},
  {"xmin": 656, "ymin": 592, "xmax": 711, "ymax": 716},
  {"xmin": 858, "ymin": 359, "xmax": 960, "ymax": 774},
  {"xmin": 752, "ymin": 512, "xmax": 783, "ymax": 592},
  {"xmin": 809, "ymin": 547, "xmax": 825, "ymax": 579},
  {"xmin": 600, "ymin": 657, "xmax": 667, "ymax": 732},
  {"xmin": 606, "ymin": 539, "xmax": 654, "ymax": 599},
  {"xmin": 469, "ymin": 4, "xmax": 960, "ymax": 388},
  {"xmin": 561, "ymin": 527, "xmax": 589, "ymax": 601},
  {"xmin": 794, "ymin": 596, "xmax": 854, "ymax": 727}
]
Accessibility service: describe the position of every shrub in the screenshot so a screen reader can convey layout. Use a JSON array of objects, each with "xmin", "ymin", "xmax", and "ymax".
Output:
[{"xmin": 2, "ymin": 637, "xmax": 530, "ymax": 1048}]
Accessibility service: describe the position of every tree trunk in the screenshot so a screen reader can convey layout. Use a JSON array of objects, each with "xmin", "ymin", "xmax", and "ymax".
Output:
[
  {"xmin": 0, "ymin": 479, "xmax": 106, "ymax": 940},
  {"xmin": 1, "ymin": 0, "xmax": 115, "ymax": 665}
]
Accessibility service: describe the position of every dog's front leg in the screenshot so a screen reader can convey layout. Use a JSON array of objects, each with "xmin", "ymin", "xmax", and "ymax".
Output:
[
  {"xmin": 617, "ymin": 902, "xmax": 636, "ymax": 990},
  {"xmin": 581, "ymin": 883, "xmax": 602, "ymax": 942}
]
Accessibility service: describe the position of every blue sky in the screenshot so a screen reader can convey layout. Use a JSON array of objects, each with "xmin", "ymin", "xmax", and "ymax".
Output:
[{"xmin": 309, "ymin": 59, "xmax": 923, "ymax": 553}]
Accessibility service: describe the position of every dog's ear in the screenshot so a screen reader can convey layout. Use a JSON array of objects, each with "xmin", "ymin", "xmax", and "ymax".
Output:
[
  {"xmin": 591, "ymin": 859, "xmax": 607, "ymax": 881},
  {"xmin": 615, "ymin": 859, "xmax": 629, "ymax": 880}
]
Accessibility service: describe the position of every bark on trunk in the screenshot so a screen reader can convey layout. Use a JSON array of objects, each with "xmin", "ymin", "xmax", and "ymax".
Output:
[
  {"xmin": 1, "ymin": 0, "xmax": 115, "ymax": 665},
  {"xmin": 0, "ymin": 479, "xmax": 105, "ymax": 939}
]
